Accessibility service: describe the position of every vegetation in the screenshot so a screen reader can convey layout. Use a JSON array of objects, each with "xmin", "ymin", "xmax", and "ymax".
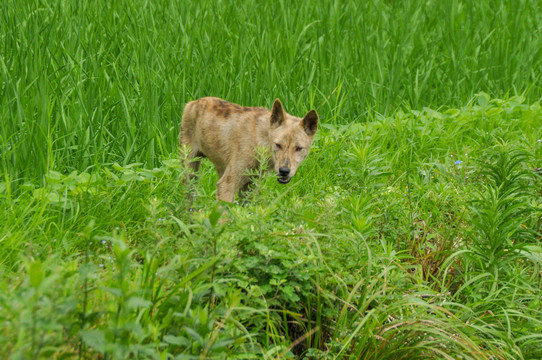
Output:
[{"xmin": 1, "ymin": 0, "xmax": 541, "ymax": 359}]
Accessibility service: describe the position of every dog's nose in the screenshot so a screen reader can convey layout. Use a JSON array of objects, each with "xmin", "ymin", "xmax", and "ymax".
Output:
[{"xmin": 279, "ymin": 167, "xmax": 290, "ymax": 176}]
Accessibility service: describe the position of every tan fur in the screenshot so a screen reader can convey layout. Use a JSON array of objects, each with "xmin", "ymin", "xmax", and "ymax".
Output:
[{"xmin": 179, "ymin": 97, "xmax": 318, "ymax": 202}]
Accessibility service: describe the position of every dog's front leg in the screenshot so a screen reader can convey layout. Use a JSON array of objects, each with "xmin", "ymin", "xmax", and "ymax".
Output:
[
  {"xmin": 237, "ymin": 179, "xmax": 253, "ymax": 200},
  {"xmin": 216, "ymin": 170, "xmax": 240, "ymax": 203}
]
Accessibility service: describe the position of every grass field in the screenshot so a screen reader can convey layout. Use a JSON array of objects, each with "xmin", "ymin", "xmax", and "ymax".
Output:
[{"xmin": 1, "ymin": 0, "xmax": 542, "ymax": 358}]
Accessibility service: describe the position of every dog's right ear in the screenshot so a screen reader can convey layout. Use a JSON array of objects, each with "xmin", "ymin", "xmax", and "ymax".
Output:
[{"xmin": 270, "ymin": 98, "xmax": 285, "ymax": 128}]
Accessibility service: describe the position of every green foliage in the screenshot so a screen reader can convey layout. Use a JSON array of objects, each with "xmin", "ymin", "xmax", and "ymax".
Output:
[
  {"xmin": 468, "ymin": 148, "xmax": 537, "ymax": 273},
  {"xmin": 2, "ymin": 96, "xmax": 542, "ymax": 358}
]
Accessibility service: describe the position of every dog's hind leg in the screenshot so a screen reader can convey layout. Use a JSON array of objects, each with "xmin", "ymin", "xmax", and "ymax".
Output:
[{"xmin": 185, "ymin": 147, "xmax": 203, "ymax": 182}]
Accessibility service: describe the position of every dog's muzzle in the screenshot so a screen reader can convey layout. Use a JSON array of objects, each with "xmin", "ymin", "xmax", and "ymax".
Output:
[
  {"xmin": 277, "ymin": 177, "xmax": 291, "ymax": 184},
  {"xmin": 277, "ymin": 167, "xmax": 291, "ymax": 184}
]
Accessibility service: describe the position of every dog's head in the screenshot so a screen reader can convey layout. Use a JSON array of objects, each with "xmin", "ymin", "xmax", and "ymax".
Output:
[{"xmin": 269, "ymin": 99, "xmax": 318, "ymax": 184}]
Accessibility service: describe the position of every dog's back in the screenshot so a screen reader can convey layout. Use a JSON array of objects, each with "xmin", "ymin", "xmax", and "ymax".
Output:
[{"xmin": 180, "ymin": 97, "xmax": 271, "ymax": 175}]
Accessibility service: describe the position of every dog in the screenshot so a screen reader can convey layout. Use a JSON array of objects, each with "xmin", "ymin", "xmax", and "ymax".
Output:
[{"xmin": 179, "ymin": 97, "xmax": 318, "ymax": 202}]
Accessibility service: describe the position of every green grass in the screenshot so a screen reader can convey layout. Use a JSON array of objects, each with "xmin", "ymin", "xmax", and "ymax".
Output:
[{"xmin": 1, "ymin": 0, "xmax": 542, "ymax": 359}]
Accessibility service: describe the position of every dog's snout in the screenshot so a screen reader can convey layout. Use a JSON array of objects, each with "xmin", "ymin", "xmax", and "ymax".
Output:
[{"xmin": 279, "ymin": 167, "xmax": 290, "ymax": 176}]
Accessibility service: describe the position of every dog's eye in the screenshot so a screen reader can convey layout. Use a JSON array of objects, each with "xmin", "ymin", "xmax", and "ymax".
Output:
[
  {"xmin": 295, "ymin": 146, "xmax": 303, "ymax": 152},
  {"xmin": 275, "ymin": 143, "xmax": 282, "ymax": 150}
]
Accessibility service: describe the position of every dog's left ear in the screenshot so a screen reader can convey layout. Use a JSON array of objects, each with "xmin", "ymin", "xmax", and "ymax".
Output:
[{"xmin": 302, "ymin": 110, "xmax": 318, "ymax": 136}]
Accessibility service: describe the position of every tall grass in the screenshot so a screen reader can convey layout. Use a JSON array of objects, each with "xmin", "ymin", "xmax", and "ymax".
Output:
[{"xmin": 1, "ymin": 0, "xmax": 542, "ymax": 182}]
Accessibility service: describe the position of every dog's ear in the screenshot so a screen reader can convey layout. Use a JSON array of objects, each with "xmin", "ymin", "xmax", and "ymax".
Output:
[
  {"xmin": 270, "ymin": 98, "xmax": 285, "ymax": 128},
  {"xmin": 302, "ymin": 109, "xmax": 318, "ymax": 136}
]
